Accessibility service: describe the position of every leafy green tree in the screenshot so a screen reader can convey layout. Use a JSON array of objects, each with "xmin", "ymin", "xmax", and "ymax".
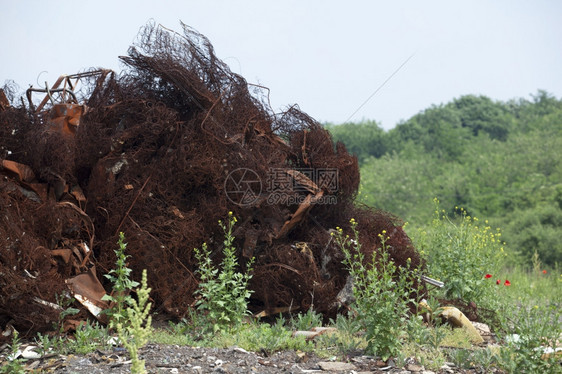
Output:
[
  {"xmin": 503, "ymin": 205, "xmax": 562, "ymax": 265},
  {"xmin": 390, "ymin": 104, "xmax": 470, "ymax": 160},
  {"xmin": 325, "ymin": 120, "xmax": 388, "ymax": 162},
  {"xmin": 449, "ymin": 95, "xmax": 511, "ymax": 141}
]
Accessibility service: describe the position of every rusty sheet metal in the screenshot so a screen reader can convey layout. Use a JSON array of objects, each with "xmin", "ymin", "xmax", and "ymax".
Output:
[
  {"xmin": 51, "ymin": 249, "xmax": 73, "ymax": 264},
  {"xmin": 48, "ymin": 104, "xmax": 84, "ymax": 136},
  {"xmin": 275, "ymin": 169, "xmax": 324, "ymax": 239},
  {"xmin": 0, "ymin": 89, "xmax": 9, "ymax": 111},
  {"xmin": 1, "ymin": 157, "xmax": 51, "ymax": 204},
  {"xmin": 1, "ymin": 160, "xmax": 36, "ymax": 182},
  {"xmin": 276, "ymin": 190, "xmax": 324, "ymax": 239},
  {"xmin": 66, "ymin": 266, "xmax": 108, "ymax": 322},
  {"xmin": 285, "ymin": 169, "xmax": 321, "ymax": 194},
  {"xmin": 254, "ymin": 306, "xmax": 295, "ymax": 318}
]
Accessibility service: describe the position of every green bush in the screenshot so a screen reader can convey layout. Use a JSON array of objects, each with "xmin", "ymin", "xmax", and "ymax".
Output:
[
  {"xmin": 415, "ymin": 199, "xmax": 506, "ymax": 307},
  {"xmin": 503, "ymin": 204, "xmax": 562, "ymax": 265}
]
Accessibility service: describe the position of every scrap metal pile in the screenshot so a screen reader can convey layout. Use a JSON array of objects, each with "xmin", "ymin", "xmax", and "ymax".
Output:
[{"xmin": 0, "ymin": 23, "xmax": 423, "ymax": 336}]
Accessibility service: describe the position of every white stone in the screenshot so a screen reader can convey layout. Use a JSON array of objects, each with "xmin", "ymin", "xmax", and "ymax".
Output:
[
  {"xmin": 318, "ymin": 361, "xmax": 357, "ymax": 371},
  {"xmin": 21, "ymin": 345, "xmax": 41, "ymax": 359},
  {"xmin": 232, "ymin": 347, "xmax": 249, "ymax": 354}
]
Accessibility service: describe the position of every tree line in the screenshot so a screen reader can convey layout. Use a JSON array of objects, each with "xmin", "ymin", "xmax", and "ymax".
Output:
[{"xmin": 326, "ymin": 91, "xmax": 562, "ymax": 266}]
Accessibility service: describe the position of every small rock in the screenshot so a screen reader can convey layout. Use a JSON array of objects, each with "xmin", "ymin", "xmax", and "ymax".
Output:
[
  {"xmin": 232, "ymin": 347, "xmax": 249, "ymax": 354},
  {"xmin": 310, "ymin": 326, "xmax": 338, "ymax": 335},
  {"xmin": 106, "ymin": 336, "xmax": 120, "ymax": 346},
  {"xmin": 293, "ymin": 330, "xmax": 320, "ymax": 339},
  {"xmin": 318, "ymin": 361, "xmax": 357, "ymax": 371},
  {"xmin": 21, "ymin": 345, "xmax": 41, "ymax": 359},
  {"xmin": 403, "ymin": 356, "xmax": 416, "ymax": 365},
  {"xmin": 170, "ymin": 369, "xmax": 179, "ymax": 374},
  {"xmin": 296, "ymin": 350, "xmax": 309, "ymax": 363},
  {"xmin": 472, "ymin": 322, "xmax": 491, "ymax": 334},
  {"xmin": 421, "ymin": 371, "xmax": 435, "ymax": 374},
  {"xmin": 67, "ymin": 356, "xmax": 93, "ymax": 366},
  {"xmin": 406, "ymin": 363, "xmax": 424, "ymax": 372}
]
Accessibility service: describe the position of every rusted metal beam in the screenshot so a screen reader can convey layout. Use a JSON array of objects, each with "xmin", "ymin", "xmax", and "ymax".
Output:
[{"xmin": 26, "ymin": 69, "xmax": 113, "ymax": 112}]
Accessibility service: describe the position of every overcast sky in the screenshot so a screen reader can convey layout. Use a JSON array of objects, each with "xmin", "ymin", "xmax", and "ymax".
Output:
[{"xmin": 2, "ymin": 0, "xmax": 561, "ymax": 130}]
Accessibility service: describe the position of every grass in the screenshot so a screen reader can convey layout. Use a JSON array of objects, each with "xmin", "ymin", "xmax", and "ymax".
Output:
[{"xmin": 500, "ymin": 265, "xmax": 561, "ymax": 302}]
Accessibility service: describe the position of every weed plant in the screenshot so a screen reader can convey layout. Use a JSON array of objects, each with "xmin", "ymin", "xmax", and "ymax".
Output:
[
  {"xmin": 194, "ymin": 212, "xmax": 254, "ymax": 334},
  {"xmin": 102, "ymin": 232, "xmax": 139, "ymax": 328},
  {"xmin": 72, "ymin": 321, "xmax": 111, "ymax": 355},
  {"xmin": 288, "ymin": 307, "xmax": 323, "ymax": 331},
  {"xmin": 333, "ymin": 218, "xmax": 419, "ymax": 360},
  {"xmin": 116, "ymin": 269, "xmax": 153, "ymax": 374},
  {"xmin": 317, "ymin": 314, "xmax": 366, "ymax": 358},
  {"xmin": 1, "ymin": 331, "xmax": 25, "ymax": 374}
]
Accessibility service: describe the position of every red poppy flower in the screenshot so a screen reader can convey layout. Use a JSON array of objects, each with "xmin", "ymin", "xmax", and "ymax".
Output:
[
  {"xmin": 504, "ymin": 280, "xmax": 511, "ymax": 286},
  {"xmin": 496, "ymin": 279, "xmax": 501, "ymax": 285},
  {"xmin": 543, "ymin": 270, "xmax": 547, "ymax": 274},
  {"xmin": 485, "ymin": 274, "xmax": 493, "ymax": 279}
]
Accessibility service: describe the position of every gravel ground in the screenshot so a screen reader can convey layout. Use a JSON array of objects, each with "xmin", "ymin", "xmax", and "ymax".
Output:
[{"xmin": 2, "ymin": 343, "xmax": 505, "ymax": 374}]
